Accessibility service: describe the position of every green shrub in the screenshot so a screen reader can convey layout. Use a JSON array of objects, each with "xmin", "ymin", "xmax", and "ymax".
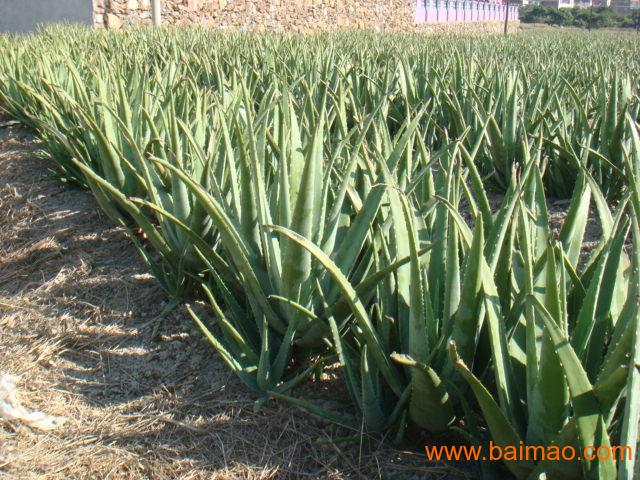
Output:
[{"xmin": 520, "ymin": 4, "xmax": 638, "ymax": 29}]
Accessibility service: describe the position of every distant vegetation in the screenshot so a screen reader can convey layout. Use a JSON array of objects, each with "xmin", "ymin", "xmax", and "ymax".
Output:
[{"xmin": 520, "ymin": 4, "xmax": 640, "ymax": 29}]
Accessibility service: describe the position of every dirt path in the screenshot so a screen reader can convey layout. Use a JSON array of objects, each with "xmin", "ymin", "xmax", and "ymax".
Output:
[{"xmin": 0, "ymin": 123, "xmax": 467, "ymax": 479}]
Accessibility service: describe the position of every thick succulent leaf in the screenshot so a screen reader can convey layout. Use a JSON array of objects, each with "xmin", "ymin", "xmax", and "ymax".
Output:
[
  {"xmin": 449, "ymin": 342, "xmax": 533, "ymax": 480},
  {"xmin": 530, "ymin": 297, "xmax": 617, "ymax": 480},
  {"xmin": 391, "ymin": 353, "xmax": 454, "ymax": 433},
  {"xmin": 269, "ymin": 225, "xmax": 404, "ymax": 396}
]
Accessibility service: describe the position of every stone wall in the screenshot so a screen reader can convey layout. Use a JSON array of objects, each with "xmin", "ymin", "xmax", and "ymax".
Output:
[
  {"xmin": 94, "ymin": 0, "xmax": 416, "ymax": 32},
  {"xmin": 95, "ymin": 0, "xmax": 519, "ymax": 32}
]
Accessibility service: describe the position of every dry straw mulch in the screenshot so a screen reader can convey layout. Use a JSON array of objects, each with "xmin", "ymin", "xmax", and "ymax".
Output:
[{"xmin": 0, "ymin": 122, "xmax": 473, "ymax": 479}]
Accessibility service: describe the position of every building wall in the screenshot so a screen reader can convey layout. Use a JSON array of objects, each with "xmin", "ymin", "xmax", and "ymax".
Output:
[
  {"xmin": 0, "ymin": 0, "xmax": 93, "ymax": 32},
  {"xmin": 415, "ymin": 0, "xmax": 518, "ymax": 23},
  {"xmin": 610, "ymin": 0, "xmax": 640, "ymax": 12},
  {"xmin": 540, "ymin": 0, "xmax": 575, "ymax": 7},
  {"xmin": 95, "ymin": 0, "xmax": 416, "ymax": 31}
]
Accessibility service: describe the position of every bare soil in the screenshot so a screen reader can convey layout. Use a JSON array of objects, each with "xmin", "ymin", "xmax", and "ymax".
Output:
[{"xmin": 0, "ymin": 124, "xmax": 471, "ymax": 479}]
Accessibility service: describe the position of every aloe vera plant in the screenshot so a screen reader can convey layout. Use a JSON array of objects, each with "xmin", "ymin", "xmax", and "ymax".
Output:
[
  {"xmin": 447, "ymin": 127, "xmax": 640, "ymax": 479},
  {"xmin": 1, "ymin": 26, "xmax": 639, "ymax": 479}
]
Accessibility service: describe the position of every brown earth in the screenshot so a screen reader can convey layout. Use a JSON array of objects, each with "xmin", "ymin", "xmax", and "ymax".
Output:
[{"xmin": 0, "ymin": 122, "xmax": 472, "ymax": 479}]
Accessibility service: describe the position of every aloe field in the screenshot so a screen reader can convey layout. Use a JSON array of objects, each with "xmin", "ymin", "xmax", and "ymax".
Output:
[{"xmin": 1, "ymin": 27, "xmax": 639, "ymax": 479}]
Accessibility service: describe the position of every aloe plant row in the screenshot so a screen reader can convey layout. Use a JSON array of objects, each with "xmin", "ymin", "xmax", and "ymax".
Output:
[{"xmin": 1, "ymin": 26, "xmax": 639, "ymax": 479}]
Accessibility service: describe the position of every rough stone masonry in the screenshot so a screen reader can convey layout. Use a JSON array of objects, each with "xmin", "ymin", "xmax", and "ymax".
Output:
[
  {"xmin": 95, "ymin": 0, "xmax": 414, "ymax": 31},
  {"xmin": 94, "ymin": 0, "xmax": 519, "ymax": 32}
]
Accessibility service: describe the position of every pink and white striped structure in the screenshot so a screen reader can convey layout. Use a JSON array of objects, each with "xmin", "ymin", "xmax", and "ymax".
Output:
[{"xmin": 414, "ymin": 0, "xmax": 518, "ymax": 23}]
